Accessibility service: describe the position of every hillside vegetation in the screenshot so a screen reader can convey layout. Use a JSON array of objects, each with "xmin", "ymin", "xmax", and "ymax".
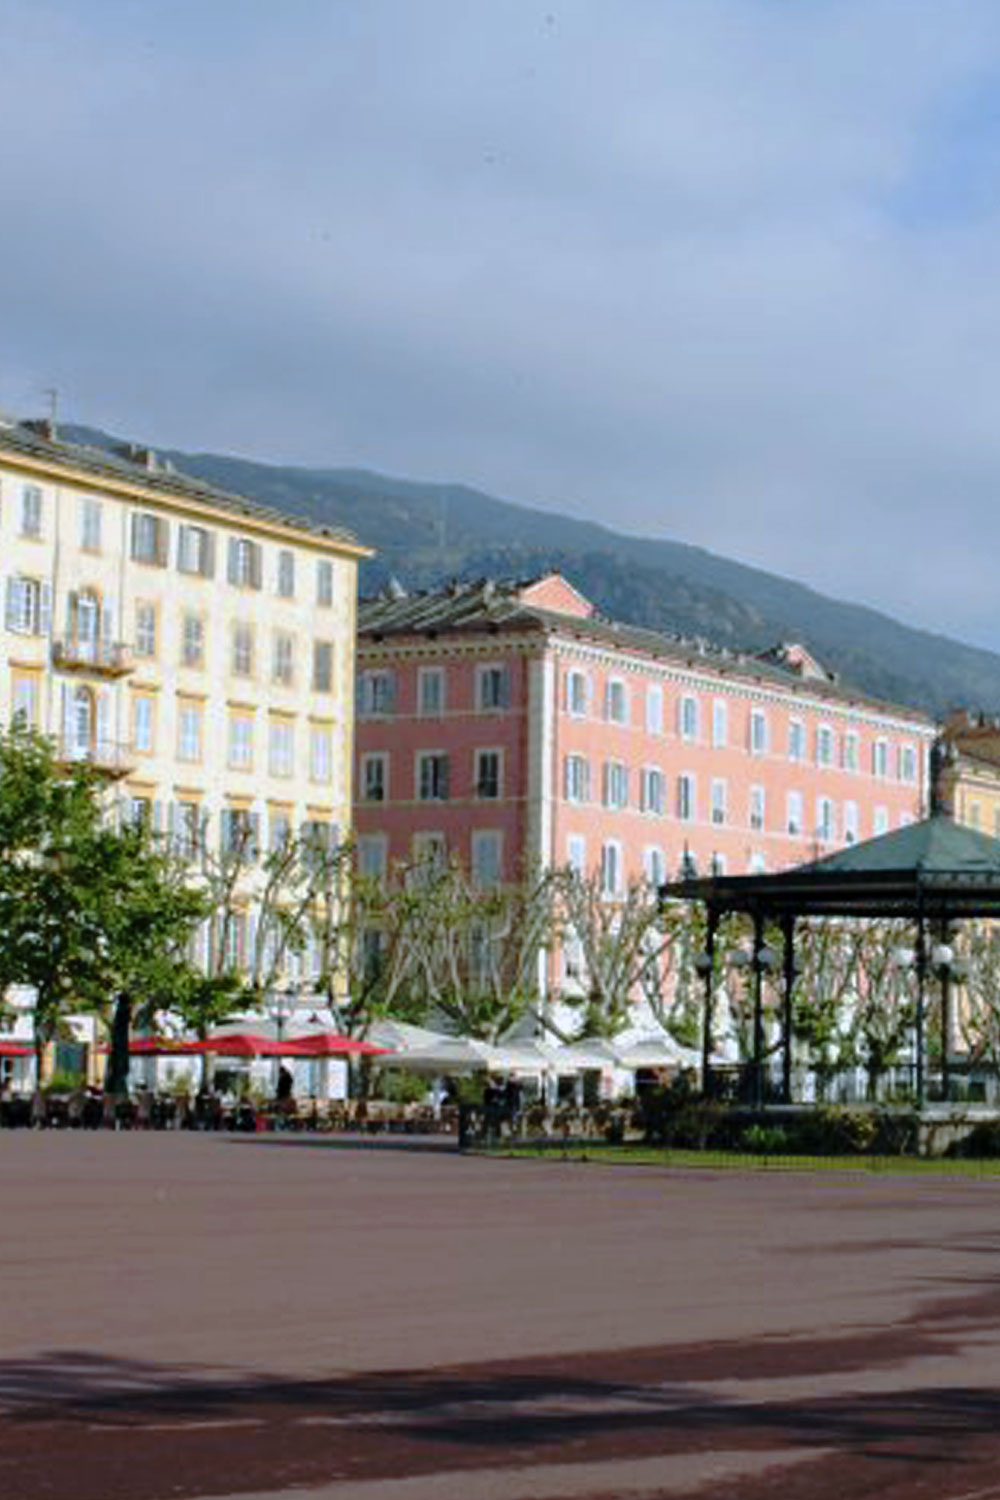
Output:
[{"xmin": 66, "ymin": 426, "xmax": 1000, "ymax": 718}]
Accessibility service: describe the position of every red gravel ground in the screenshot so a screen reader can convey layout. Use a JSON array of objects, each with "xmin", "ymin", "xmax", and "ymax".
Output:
[{"xmin": 3, "ymin": 1135, "xmax": 1000, "ymax": 1500}]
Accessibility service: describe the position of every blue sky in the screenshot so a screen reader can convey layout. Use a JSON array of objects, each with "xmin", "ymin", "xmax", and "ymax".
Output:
[{"xmin": 5, "ymin": 1, "xmax": 1000, "ymax": 649}]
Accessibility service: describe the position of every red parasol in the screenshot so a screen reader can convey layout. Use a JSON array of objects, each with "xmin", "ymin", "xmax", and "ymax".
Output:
[
  {"xmin": 98, "ymin": 1036, "xmax": 194, "ymax": 1055},
  {"xmin": 0, "ymin": 1041, "xmax": 33, "ymax": 1058},
  {"xmin": 186, "ymin": 1032, "xmax": 286, "ymax": 1058},
  {"xmin": 282, "ymin": 1032, "xmax": 390, "ymax": 1058}
]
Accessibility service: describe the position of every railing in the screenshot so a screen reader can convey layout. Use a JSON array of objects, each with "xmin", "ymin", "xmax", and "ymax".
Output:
[
  {"xmin": 52, "ymin": 638, "xmax": 134, "ymax": 676},
  {"xmin": 54, "ymin": 738, "xmax": 135, "ymax": 777}
]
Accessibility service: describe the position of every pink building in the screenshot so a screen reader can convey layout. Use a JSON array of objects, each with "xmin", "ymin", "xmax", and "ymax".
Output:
[{"xmin": 354, "ymin": 573, "xmax": 935, "ymax": 890}]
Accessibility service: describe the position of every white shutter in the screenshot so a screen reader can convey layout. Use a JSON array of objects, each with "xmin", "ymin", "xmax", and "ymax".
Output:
[
  {"xmin": 39, "ymin": 582, "xmax": 52, "ymax": 638},
  {"xmin": 5, "ymin": 578, "xmax": 18, "ymax": 632},
  {"xmin": 95, "ymin": 692, "xmax": 110, "ymax": 756},
  {"xmin": 101, "ymin": 595, "xmax": 116, "ymax": 645},
  {"xmin": 60, "ymin": 683, "xmax": 72, "ymax": 750}
]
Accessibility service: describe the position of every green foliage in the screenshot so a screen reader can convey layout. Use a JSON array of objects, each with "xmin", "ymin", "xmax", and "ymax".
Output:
[{"xmin": 946, "ymin": 1121, "xmax": 1000, "ymax": 1159}]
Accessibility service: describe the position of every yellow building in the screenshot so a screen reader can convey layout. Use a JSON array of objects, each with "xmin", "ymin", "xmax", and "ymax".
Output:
[
  {"xmin": 937, "ymin": 713, "xmax": 1000, "ymax": 837},
  {"xmin": 0, "ymin": 417, "xmax": 370, "ymax": 1046}
]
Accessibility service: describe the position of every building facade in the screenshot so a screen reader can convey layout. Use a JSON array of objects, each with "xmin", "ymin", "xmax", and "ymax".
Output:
[
  {"xmin": 354, "ymin": 573, "xmax": 936, "ymax": 893},
  {"xmin": 937, "ymin": 712, "xmax": 1000, "ymax": 835},
  {"xmin": 0, "ymin": 418, "xmax": 369, "ymax": 979}
]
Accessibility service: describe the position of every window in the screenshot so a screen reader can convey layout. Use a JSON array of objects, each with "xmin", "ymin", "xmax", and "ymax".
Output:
[
  {"xmin": 228, "ymin": 713, "xmax": 254, "ymax": 769},
  {"xmin": 412, "ymin": 832, "xmax": 447, "ymax": 878},
  {"xmin": 566, "ymin": 835, "xmax": 586, "ymax": 875},
  {"xmin": 603, "ymin": 760, "xmax": 629, "ymax": 809},
  {"xmin": 310, "ymin": 725, "xmax": 333, "ymax": 782},
  {"xmin": 181, "ymin": 613, "xmax": 204, "ymax": 668},
  {"xmin": 750, "ymin": 709, "xmax": 768, "ymax": 755},
  {"xmin": 844, "ymin": 800, "xmax": 859, "ymax": 844},
  {"xmin": 748, "ymin": 851, "xmax": 766, "ymax": 875},
  {"xmin": 419, "ymin": 667, "xmax": 445, "ymax": 716},
  {"xmin": 600, "ymin": 840, "xmax": 622, "ymax": 897},
  {"xmin": 788, "ymin": 719, "xmax": 805, "ymax": 762},
  {"xmin": 232, "ymin": 622, "xmax": 254, "ymax": 676},
  {"xmin": 359, "ymin": 669, "xmax": 395, "ymax": 715},
  {"xmin": 816, "ymin": 724, "xmax": 834, "ymax": 767},
  {"xmin": 417, "ymin": 752, "xmax": 450, "ymax": 801},
  {"xmin": 316, "ymin": 559, "xmax": 334, "ymax": 606},
  {"xmin": 605, "ymin": 678, "xmax": 628, "ymax": 724},
  {"xmin": 312, "ymin": 640, "xmax": 333, "ymax": 693},
  {"xmin": 227, "ymin": 536, "xmax": 262, "ymax": 589},
  {"xmin": 640, "ymin": 767, "xmax": 664, "ymax": 814},
  {"xmin": 645, "ymin": 685, "xmax": 663, "ymax": 734},
  {"xmin": 174, "ymin": 801, "xmax": 202, "ymax": 859},
  {"xmin": 970, "ymin": 802, "xmax": 982, "ymax": 830},
  {"xmin": 874, "ymin": 805, "xmax": 889, "ymax": 836},
  {"xmin": 475, "ymin": 749, "xmax": 501, "ymax": 799},
  {"xmin": 20, "ymin": 485, "xmax": 42, "ymax": 538},
  {"xmin": 177, "ymin": 702, "xmax": 203, "ymax": 762},
  {"xmin": 566, "ymin": 669, "xmax": 589, "ymax": 716},
  {"xmin": 362, "ymin": 753, "xmax": 388, "ymax": 802},
  {"xmin": 357, "ymin": 835, "xmax": 388, "ymax": 880},
  {"xmin": 132, "ymin": 696, "xmax": 154, "ymax": 754},
  {"xmin": 130, "ymin": 511, "xmax": 168, "ymax": 565},
  {"xmin": 80, "ymin": 498, "xmax": 102, "ymax": 551},
  {"xmin": 643, "ymin": 847, "xmax": 666, "ymax": 886},
  {"xmin": 843, "ymin": 730, "xmax": 860, "ymax": 772},
  {"xmin": 749, "ymin": 784, "xmax": 765, "ymax": 832},
  {"xmin": 4, "ymin": 576, "xmax": 49, "ymax": 636},
  {"xmin": 135, "ymin": 602, "xmax": 157, "ymax": 657},
  {"xmin": 471, "ymin": 830, "xmax": 503, "ymax": 888},
  {"xmin": 221, "ymin": 807, "xmax": 259, "ymax": 859},
  {"xmin": 786, "ymin": 791, "xmax": 803, "ymax": 836},
  {"xmin": 564, "ymin": 754, "xmax": 590, "ymax": 803},
  {"xmin": 268, "ymin": 719, "xmax": 295, "ymax": 777},
  {"xmin": 712, "ymin": 700, "xmax": 728, "ymax": 748},
  {"xmin": 873, "ymin": 739, "xmax": 889, "ymax": 778},
  {"xmin": 679, "ymin": 848, "xmax": 698, "ymax": 879},
  {"xmin": 679, "ymin": 695, "xmax": 699, "ymax": 741},
  {"xmin": 816, "ymin": 796, "xmax": 835, "ymax": 843},
  {"xmin": 272, "ymin": 631, "xmax": 295, "ymax": 685},
  {"xmin": 899, "ymin": 744, "xmax": 917, "ymax": 784},
  {"xmin": 10, "ymin": 672, "xmax": 39, "ymax": 728},
  {"xmin": 711, "ymin": 778, "xmax": 727, "ymax": 826},
  {"xmin": 711, "ymin": 852, "xmax": 727, "ymax": 876},
  {"xmin": 677, "ymin": 774, "xmax": 695, "ymax": 822},
  {"xmin": 276, "ymin": 549, "xmax": 295, "ymax": 598},
  {"xmin": 477, "ymin": 664, "xmax": 509, "ymax": 711},
  {"xmin": 177, "ymin": 524, "xmax": 214, "ymax": 577}
]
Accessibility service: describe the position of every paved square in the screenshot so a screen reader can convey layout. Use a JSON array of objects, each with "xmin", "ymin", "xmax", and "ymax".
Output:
[{"xmin": 3, "ymin": 1135, "xmax": 1000, "ymax": 1499}]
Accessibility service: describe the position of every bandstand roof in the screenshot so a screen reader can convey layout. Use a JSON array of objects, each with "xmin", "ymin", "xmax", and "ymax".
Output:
[{"xmin": 660, "ymin": 814, "xmax": 1000, "ymax": 921}]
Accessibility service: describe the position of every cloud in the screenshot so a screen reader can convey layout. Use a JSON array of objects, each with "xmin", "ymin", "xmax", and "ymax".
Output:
[{"xmin": 3, "ymin": 1, "xmax": 1000, "ymax": 646}]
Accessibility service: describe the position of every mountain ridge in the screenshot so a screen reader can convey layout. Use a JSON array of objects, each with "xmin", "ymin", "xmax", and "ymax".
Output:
[{"xmin": 62, "ymin": 424, "xmax": 1000, "ymax": 719}]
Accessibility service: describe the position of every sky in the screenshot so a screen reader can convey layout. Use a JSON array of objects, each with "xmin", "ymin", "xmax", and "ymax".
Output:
[{"xmin": 4, "ymin": 1, "xmax": 1000, "ymax": 649}]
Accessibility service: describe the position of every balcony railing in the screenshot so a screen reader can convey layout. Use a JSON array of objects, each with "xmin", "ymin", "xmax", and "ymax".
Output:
[
  {"xmin": 52, "ymin": 638, "xmax": 134, "ymax": 676},
  {"xmin": 55, "ymin": 739, "xmax": 135, "ymax": 778}
]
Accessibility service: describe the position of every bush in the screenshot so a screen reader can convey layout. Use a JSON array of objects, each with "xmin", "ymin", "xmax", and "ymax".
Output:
[
  {"xmin": 946, "ymin": 1121, "xmax": 1000, "ymax": 1159},
  {"xmin": 741, "ymin": 1123, "xmax": 788, "ymax": 1155}
]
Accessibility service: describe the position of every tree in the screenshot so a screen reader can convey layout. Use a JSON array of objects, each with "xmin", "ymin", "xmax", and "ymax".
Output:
[{"xmin": 553, "ymin": 868, "xmax": 694, "ymax": 1043}]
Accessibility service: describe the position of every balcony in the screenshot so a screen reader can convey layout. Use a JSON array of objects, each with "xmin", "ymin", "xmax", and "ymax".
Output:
[
  {"xmin": 52, "ymin": 638, "xmax": 134, "ymax": 677},
  {"xmin": 55, "ymin": 739, "xmax": 136, "ymax": 779}
]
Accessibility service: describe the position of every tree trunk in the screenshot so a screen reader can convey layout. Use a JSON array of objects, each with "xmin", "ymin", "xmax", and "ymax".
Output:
[{"xmin": 105, "ymin": 992, "xmax": 132, "ymax": 1098}]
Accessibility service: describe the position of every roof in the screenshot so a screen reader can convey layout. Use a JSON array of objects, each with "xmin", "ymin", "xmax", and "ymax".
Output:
[
  {"xmin": 661, "ymin": 814, "xmax": 1000, "ymax": 920},
  {"xmin": 0, "ymin": 418, "xmax": 367, "ymax": 553},
  {"xmin": 358, "ymin": 574, "xmax": 934, "ymax": 725}
]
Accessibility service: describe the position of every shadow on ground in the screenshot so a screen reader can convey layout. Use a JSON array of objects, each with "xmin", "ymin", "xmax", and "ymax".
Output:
[{"xmin": 7, "ymin": 1282, "xmax": 1000, "ymax": 1500}]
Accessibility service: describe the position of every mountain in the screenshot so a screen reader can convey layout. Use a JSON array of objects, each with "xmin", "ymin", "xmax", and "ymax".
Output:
[{"xmin": 63, "ymin": 425, "xmax": 1000, "ymax": 718}]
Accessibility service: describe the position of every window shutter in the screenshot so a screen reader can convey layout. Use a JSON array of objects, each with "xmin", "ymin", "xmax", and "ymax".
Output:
[
  {"xmin": 65, "ymin": 590, "xmax": 78, "ymax": 638},
  {"xmin": 96, "ymin": 693, "xmax": 110, "ymax": 754},
  {"xmin": 202, "ymin": 531, "xmax": 216, "ymax": 578},
  {"xmin": 249, "ymin": 812, "xmax": 261, "ymax": 859},
  {"xmin": 498, "ymin": 667, "xmax": 510, "ymax": 708},
  {"xmin": 152, "ymin": 800, "xmax": 164, "ymax": 835},
  {"xmin": 385, "ymin": 673, "xmax": 396, "ymax": 712},
  {"xmin": 563, "ymin": 757, "xmax": 571, "ymax": 800},
  {"xmin": 60, "ymin": 683, "xmax": 72, "ymax": 748},
  {"xmin": 130, "ymin": 513, "xmax": 140, "ymax": 560},
  {"xmin": 5, "ymin": 578, "xmax": 18, "ymax": 632},
  {"xmin": 101, "ymin": 595, "xmax": 115, "ymax": 645},
  {"xmin": 440, "ymin": 756, "xmax": 450, "ymax": 801},
  {"xmin": 250, "ymin": 543, "xmax": 263, "ymax": 590},
  {"xmin": 602, "ymin": 763, "xmax": 610, "ymax": 807},
  {"xmin": 227, "ymin": 538, "xmax": 239, "ymax": 585},
  {"xmin": 155, "ymin": 516, "xmax": 169, "ymax": 566}
]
